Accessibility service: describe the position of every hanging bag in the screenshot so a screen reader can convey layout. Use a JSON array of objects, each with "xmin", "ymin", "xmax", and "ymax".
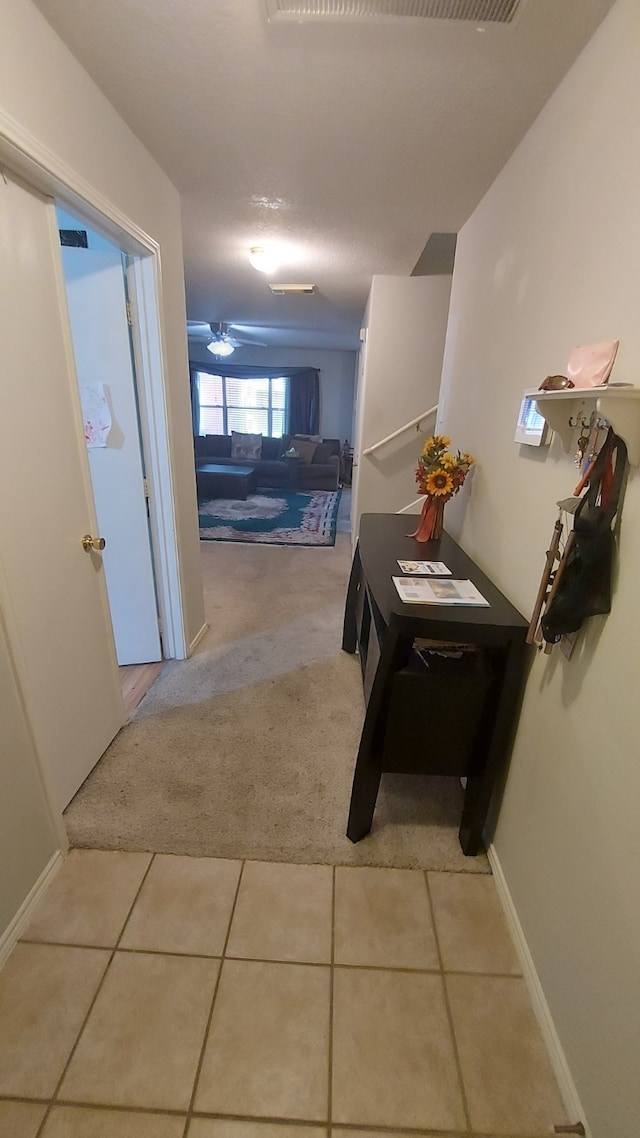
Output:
[{"xmin": 541, "ymin": 430, "xmax": 627, "ymax": 643}]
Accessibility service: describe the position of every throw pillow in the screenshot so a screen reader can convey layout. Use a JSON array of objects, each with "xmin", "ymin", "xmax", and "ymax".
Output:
[
  {"xmin": 231, "ymin": 431, "xmax": 262, "ymax": 461},
  {"xmin": 289, "ymin": 437, "xmax": 317, "ymax": 464},
  {"xmin": 313, "ymin": 442, "xmax": 334, "ymax": 464}
]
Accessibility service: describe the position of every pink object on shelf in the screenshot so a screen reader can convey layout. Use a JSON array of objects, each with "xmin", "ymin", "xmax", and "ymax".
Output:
[{"xmin": 566, "ymin": 340, "xmax": 619, "ymax": 388}]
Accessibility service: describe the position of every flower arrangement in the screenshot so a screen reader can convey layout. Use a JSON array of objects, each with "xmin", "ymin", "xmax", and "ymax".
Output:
[{"xmin": 411, "ymin": 435, "xmax": 474, "ymax": 542}]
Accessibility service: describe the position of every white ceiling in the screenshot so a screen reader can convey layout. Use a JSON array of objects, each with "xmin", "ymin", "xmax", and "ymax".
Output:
[{"xmin": 34, "ymin": 0, "xmax": 614, "ymax": 351}]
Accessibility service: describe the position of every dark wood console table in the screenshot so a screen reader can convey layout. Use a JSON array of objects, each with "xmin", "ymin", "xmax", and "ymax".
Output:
[{"xmin": 343, "ymin": 513, "xmax": 529, "ymax": 855}]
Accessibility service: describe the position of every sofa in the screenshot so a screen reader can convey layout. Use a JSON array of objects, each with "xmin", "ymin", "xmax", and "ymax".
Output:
[{"xmin": 194, "ymin": 433, "xmax": 341, "ymax": 491}]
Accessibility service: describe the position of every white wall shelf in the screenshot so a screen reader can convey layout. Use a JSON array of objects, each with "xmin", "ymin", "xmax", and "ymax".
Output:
[{"xmin": 529, "ymin": 387, "xmax": 640, "ymax": 465}]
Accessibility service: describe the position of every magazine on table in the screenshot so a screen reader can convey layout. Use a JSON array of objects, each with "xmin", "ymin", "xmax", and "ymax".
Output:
[
  {"xmin": 392, "ymin": 577, "xmax": 490, "ymax": 606},
  {"xmin": 396, "ymin": 560, "xmax": 451, "ymax": 575}
]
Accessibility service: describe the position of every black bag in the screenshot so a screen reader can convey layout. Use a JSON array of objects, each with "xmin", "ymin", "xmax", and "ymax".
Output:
[{"xmin": 541, "ymin": 431, "xmax": 626, "ymax": 643}]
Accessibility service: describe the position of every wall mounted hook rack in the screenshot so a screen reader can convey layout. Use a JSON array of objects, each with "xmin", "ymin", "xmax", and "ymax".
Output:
[{"xmin": 530, "ymin": 387, "xmax": 640, "ymax": 465}]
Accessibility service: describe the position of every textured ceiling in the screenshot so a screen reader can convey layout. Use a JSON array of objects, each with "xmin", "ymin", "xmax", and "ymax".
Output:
[{"xmin": 34, "ymin": 0, "xmax": 615, "ymax": 350}]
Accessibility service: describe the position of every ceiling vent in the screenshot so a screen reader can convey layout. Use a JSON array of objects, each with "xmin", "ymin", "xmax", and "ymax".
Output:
[
  {"xmin": 265, "ymin": 0, "xmax": 524, "ymax": 23},
  {"xmin": 269, "ymin": 283, "xmax": 317, "ymax": 295}
]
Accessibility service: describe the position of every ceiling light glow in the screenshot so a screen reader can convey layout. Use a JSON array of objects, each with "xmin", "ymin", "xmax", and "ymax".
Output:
[
  {"xmin": 249, "ymin": 246, "xmax": 279, "ymax": 273},
  {"xmin": 207, "ymin": 339, "xmax": 235, "ymax": 357}
]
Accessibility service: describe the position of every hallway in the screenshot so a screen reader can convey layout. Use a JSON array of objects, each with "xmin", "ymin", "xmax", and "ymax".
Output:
[{"xmin": 0, "ymin": 849, "xmax": 567, "ymax": 1137}]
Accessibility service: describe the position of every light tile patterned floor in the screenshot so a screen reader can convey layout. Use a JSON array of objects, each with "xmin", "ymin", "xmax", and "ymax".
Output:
[{"xmin": 0, "ymin": 851, "xmax": 568, "ymax": 1138}]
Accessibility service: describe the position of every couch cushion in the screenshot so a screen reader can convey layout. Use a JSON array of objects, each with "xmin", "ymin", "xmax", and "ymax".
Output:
[
  {"xmin": 196, "ymin": 433, "xmax": 231, "ymax": 457},
  {"xmin": 256, "ymin": 459, "xmax": 288, "ymax": 481},
  {"xmin": 289, "ymin": 437, "xmax": 318, "ymax": 464},
  {"xmin": 313, "ymin": 442, "xmax": 334, "ymax": 464},
  {"xmin": 231, "ymin": 431, "xmax": 262, "ymax": 460},
  {"xmin": 261, "ymin": 436, "xmax": 282, "ymax": 460}
]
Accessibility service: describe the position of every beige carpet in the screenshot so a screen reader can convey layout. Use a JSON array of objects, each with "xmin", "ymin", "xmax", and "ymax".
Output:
[{"xmin": 65, "ymin": 500, "xmax": 489, "ymax": 871}]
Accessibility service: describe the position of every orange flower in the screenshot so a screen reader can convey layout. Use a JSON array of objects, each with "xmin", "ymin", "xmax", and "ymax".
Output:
[{"xmin": 425, "ymin": 470, "xmax": 454, "ymax": 497}]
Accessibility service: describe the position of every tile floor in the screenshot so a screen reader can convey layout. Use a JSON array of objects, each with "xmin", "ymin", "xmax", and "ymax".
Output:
[{"xmin": 0, "ymin": 850, "xmax": 568, "ymax": 1138}]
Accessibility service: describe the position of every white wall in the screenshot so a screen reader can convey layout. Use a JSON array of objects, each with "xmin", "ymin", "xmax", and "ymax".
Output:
[
  {"xmin": 0, "ymin": 0, "xmax": 204, "ymax": 650},
  {"xmin": 352, "ymin": 275, "xmax": 452, "ymax": 525},
  {"xmin": 438, "ymin": 2, "xmax": 640, "ymax": 1134},
  {"xmin": 0, "ymin": 606, "xmax": 58, "ymax": 944},
  {"xmin": 188, "ymin": 342, "xmax": 357, "ymax": 442},
  {"xmin": 0, "ymin": 0, "xmax": 204, "ymax": 943}
]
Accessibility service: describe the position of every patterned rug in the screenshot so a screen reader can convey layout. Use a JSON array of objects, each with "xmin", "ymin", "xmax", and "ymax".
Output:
[{"xmin": 199, "ymin": 488, "xmax": 342, "ymax": 546}]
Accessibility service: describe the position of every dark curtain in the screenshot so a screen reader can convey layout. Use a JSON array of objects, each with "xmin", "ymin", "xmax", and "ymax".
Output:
[
  {"xmin": 189, "ymin": 369, "xmax": 200, "ymax": 436},
  {"xmin": 288, "ymin": 369, "xmax": 320, "ymax": 435},
  {"xmin": 189, "ymin": 361, "xmax": 321, "ymax": 436}
]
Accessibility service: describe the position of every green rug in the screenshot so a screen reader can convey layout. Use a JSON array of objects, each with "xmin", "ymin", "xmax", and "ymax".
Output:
[{"xmin": 199, "ymin": 488, "xmax": 342, "ymax": 546}]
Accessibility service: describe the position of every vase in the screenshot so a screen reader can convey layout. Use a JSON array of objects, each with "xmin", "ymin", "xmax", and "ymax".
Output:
[{"xmin": 410, "ymin": 495, "xmax": 445, "ymax": 542}]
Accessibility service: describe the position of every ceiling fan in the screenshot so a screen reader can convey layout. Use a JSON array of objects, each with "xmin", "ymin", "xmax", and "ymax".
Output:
[{"xmin": 187, "ymin": 321, "xmax": 267, "ymax": 357}]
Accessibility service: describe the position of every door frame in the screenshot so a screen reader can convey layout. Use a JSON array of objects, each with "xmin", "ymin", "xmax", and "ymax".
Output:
[{"xmin": 0, "ymin": 107, "xmax": 186, "ymax": 661}]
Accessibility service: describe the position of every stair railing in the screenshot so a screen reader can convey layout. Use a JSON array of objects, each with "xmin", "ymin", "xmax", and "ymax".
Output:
[{"xmin": 362, "ymin": 404, "xmax": 438, "ymax": 457}]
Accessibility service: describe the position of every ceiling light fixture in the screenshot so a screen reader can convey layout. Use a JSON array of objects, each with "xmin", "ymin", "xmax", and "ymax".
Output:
[
  {"xmin": 249, "ymin": 246, "xmax": 279, "ymax": 273},
  {"xmin": 207, "ymin": 339, "xmax": 235, "ymax": 357}
]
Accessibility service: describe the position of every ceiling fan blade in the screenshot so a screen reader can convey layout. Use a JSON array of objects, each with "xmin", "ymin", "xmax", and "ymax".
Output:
[
  {"xmin": 187, "ymin": 321, "xmax": 268, "ymax": 348},
  {"xmin": 187, "ymin": 321, "xmax": 215, "ymax": 339}
]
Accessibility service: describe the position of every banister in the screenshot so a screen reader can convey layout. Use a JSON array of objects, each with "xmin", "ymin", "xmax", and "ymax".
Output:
[
  {"xmin": 396, "ymin": 498, "xmax": 423, "ymax": 514},
  {"xmin": 362, "ymin": 404, "xmax": 438, "ymax": 456}
]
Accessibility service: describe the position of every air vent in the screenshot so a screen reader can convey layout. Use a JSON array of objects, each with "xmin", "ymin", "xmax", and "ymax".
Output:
[
  {"xmin": 266, "ymin": 0, "xmax": 523, "ymax": 23},
  {"xmin": 269, "ymin": 283, "xmax": 317, "ymax": 295}
]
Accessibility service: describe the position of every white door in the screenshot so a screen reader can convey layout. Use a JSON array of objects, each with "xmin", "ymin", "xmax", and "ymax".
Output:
[
  {"xmin": 61, "ymin": 246, "xmax": 162, "ymax": 665},
  {"xmin": 0, "ymin": 173, "xmax": 124, "ymax": 812}
]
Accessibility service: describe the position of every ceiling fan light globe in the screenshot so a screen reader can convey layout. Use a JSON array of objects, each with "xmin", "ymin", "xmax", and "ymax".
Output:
[
  {"xmin": 249, "ymin": 246, "xmax": 278, "ymax": 273},
  {"xmin": 207, "ymin": 339, "xmax": 235, "ymax": 357}
]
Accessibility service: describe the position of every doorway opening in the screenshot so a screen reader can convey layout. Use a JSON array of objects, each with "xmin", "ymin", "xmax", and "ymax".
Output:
[{"xmin": 56, "ymin": 206, "xmax": 163, "ymax": 672}]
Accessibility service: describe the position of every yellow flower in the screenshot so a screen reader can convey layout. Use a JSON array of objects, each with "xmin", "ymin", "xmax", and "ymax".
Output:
[
  {"xmin": 441, "ymin": 452, "xmax": 456, "ymax": 468},
  {"xmin": 426, "ymin": 470, "xmax": 454, "ymax": 497},
  {"xmin": 460, "ymin": 451, "xmax": 475, "ymax": 466}
]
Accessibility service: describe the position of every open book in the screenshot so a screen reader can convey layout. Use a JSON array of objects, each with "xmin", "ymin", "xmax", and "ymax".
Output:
[{"xmin": 393, "ymin": 577, "xmax": 489, "ymax": 606}]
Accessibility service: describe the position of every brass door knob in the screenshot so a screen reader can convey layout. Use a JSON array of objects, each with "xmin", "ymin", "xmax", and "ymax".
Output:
[{"xmin": 81, "ymin": 534, "xmax": 106, "ymax": 552}]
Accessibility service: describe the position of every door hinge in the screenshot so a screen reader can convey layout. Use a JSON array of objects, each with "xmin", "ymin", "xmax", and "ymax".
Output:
[
  {"xmin": 143, "ymin": 477, "xmax": 150, "ymax": 498},
  {"xmin": 126, "ymin": 300, "xmax": 134, "ymax": 327}
]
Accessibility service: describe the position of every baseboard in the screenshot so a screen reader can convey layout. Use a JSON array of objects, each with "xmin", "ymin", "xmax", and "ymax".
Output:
[
  {"xmin": 188, "ymin": 622, "xmax": 208, "ymax": 656},
  {"xmin": 487, "ymin": 843, "xmax": 590, "ymax": 1138},
  {"xmin": 0, "ymin": 850, "xmax": 64, "ymax": 970}
]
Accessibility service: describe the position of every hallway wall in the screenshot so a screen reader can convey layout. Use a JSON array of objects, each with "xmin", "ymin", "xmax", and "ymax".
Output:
[
  {"xmin": 353, "ymin": 275, "xmax": 452, "ymax": 526},
  {"xmin": 0, "ymin": 608, "xmax": 58, "ymax": 949},
  {"xmin": 0, "ymin": 0, "xmax": 204, "ymax": 943},
  {"xmin": 438, "ymin": 2, "xmax": 640, "ymax": 1134},
  {"xmin": 0, "ymin": 0, "xmax": 204, "ymax": 651}
]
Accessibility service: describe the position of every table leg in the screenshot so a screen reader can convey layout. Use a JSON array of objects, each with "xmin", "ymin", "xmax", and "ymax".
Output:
[
  {"xmin": 342, "ymin": 541, "xmax": 361, "ymax": 653},
  {"xmin": 347, "ymin": 749, "xmax": 382, "ymax": 842},
  {"xmin": 459, "ymin": 638, "xmax": 528, "ymax": 854},
  {"xmin": 347, "ymin": 625, "xmax": 412, "ymax": 842}
]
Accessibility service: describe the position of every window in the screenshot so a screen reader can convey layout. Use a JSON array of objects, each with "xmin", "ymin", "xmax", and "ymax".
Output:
[{"xmin": 196, "ymin": 373, "xmax": 288, "ymax": 437}]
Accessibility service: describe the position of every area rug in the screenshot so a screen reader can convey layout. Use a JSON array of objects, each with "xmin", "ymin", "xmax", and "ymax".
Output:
[{"xmin": 199, "ymin": 488, "xmax": 341, "ymax": 546}]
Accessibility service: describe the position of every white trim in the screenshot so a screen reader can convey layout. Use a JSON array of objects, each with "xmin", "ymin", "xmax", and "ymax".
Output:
[
  {"xmin": 0, "ymin": 107, "xmax": 186, "ymax": 661},
  {"xmin": 0, "ymin": 852, "xmax": 64, "ymax": 971},
  {"xmin": 189, "ymin": 622, "xmax": 209, "ymax": 656},
  {"xmin": 127, "ymin": 257, "xmax": 186, "ymax": 658},
  {"xmin": 487, "ymin": 844, "xmax": 590, "ymax": 1137},
  {"xmin": 0, "ymin": 109, "xmax": 158, "ymax": 256}
]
